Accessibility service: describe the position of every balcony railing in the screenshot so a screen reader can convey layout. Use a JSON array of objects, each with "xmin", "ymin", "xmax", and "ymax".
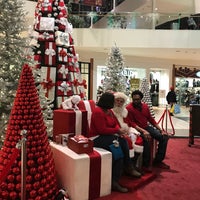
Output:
[
  {"xmin": 68, "ymin": 12, "xmax": 200, "ymax": 30},
  {"xmin": 25, "ymin": 0, "xmax": 200, "ymax": 30}
]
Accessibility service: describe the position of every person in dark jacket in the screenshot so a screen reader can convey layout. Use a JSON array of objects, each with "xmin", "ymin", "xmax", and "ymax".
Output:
[{"xmin": 166, "ymin": 86, "xmax": 177, "ymax": 116}]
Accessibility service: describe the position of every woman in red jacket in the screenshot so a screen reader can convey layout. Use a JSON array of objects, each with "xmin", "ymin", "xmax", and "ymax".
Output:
[{"xmin": 90, "ymin": 92, "xmax": 135, "ymax": 193}]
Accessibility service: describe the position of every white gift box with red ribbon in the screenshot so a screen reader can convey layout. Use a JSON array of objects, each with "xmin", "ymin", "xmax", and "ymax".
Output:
[
  {"xmin": 39, "ymin": 17, "xmax": 55, "ymax": 31},
  {"xmin": 55, "ymin": 31, "xmax": 70, "ymax": 47},
  {"xmin": 40, "ymin": 66, "xmax": 56, "ymax": 100},
  {"xmin": 57, "ymin": 64, "xmax": 69, "ymax": 80},
  {"xmin": 57, "ymin": 81, "xmax": 73, "ymax": 96},
  {"xmin": 45, "ymin": 42, "xmax": 56, "ymax": 66},
  {"xmin": 50, "ymin": 142, "xmax": 112, "ymax": 200}
]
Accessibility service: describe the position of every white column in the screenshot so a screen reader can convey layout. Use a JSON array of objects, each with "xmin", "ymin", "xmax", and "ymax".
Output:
[{"xmin": 195, "ymin": 0, "xmax": 200, "ymax": 13}]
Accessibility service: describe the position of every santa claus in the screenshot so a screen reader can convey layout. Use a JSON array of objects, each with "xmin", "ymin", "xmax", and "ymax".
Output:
[{"xmin": 112, "ymin": 92, "xmax": 144, "ymax": 172}]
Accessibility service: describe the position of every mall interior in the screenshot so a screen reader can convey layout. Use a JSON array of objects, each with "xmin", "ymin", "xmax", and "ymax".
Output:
[
  {"xmin": 1, "ymin": 1, "xmax": 199, "ymax": 199},
  {"xmin": 26, "ymin": 0, "xmax": 200, "ymax": 108}
]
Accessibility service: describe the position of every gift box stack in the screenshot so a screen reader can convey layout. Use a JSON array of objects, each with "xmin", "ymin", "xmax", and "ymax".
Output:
[{"xmin": 30, "ymin": 0, "xmax": 86, "ymax": 109}]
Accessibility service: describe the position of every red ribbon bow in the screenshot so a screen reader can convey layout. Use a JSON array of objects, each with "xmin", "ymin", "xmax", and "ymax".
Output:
[
  {"xmin": 59, "ymin": 49, "xmax": 67, "ymax": 57},
  {"xmin": 41, "ymin": 78, "xmax": 55, "ymax": 90}
]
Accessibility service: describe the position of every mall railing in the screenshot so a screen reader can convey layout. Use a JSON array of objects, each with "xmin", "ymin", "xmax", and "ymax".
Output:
[
  {"xmin": 68, "ymin": 12, "xmax": 200, "ymax": 30},
  {"xmin": 26, "ymin": 0, "xmax": 200, "ymax": 30}
]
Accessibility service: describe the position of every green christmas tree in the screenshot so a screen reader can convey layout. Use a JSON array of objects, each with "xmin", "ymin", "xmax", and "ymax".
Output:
[
  {"xmin": 0, "ymin": 0, "xmax": 31, "ymax": 147},
  {"xmin": 103, "ymin": 45, "xmax": 127, "ymax": 93}
]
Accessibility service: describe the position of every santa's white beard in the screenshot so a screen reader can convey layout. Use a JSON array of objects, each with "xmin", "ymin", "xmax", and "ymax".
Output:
[
  {"xmin": 112, "ymin": 106, "xmax": 128, "ymax": 118},
  {"xmin": 112, "ymin": 106, "xmax": 129, "ymax": 131}
]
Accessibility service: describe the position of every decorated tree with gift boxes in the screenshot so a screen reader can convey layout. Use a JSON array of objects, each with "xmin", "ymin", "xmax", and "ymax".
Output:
[
  {"xmin": 30, "ymin": 0, "xmax": 86, "ymax": 111},
  {"xmin": 0, "ymin": 64, "xmax": 61, "ymax": 199}
]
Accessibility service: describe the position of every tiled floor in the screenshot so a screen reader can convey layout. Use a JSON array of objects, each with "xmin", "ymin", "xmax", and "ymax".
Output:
[{"xmin": 153, "ymin": 105, "xmax": 190, "ymax": 137}]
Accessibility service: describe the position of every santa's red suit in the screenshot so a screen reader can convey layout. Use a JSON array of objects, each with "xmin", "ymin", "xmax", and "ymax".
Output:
[{"xmin": 112, "ymin": 105, "xmax": 144, "ymax": 155}]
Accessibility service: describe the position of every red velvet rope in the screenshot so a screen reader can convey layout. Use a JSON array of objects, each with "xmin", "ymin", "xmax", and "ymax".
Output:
[
  {"xmin": 157, "ymin": 108, "xmax": 175, "ymax": 136},
  {"xmin": 0, "ymin": 148, "xmax": 20, "ymax": 184}
]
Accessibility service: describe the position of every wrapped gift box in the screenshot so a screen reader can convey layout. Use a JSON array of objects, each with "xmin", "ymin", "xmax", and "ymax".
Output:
[
  {"xmin": 39, "ymin": 17, "xmax": 55, "ymax": 31},
  {"xmin": 57, "ymin": 64, "xmax": 69, "ymax": 80},
  {"xmin": 44, "ymin": 42, "xmax": 56, "ymax": 66},
  {"xmin": 50, "ymin": 142, "xmax": 112, "ymax": 200},
  {"xmin": 53, "ymin": 109, "xmax": 88, "ymax": 141},
  {"xmin": 67, "ymin": 135, "xmax": 93, "ymax": 154},
  {"xmin": 58, "ymin": 47, "xmax": 68, "ymax": 63},
  {"xmin": 56, "ymin": 81, "xmax": 73, "ymax": 96},
  {"xmin": 57, "ymin": 17, "xmax": 68, "ymax": 31},
  {"xmin": 55, "ymin": 31, "xmax": 70, "ymax": 47},
  {"xmin": 40, "ymin": 66, "xmax": 56, "ymax": 100},
  {"xmin": 41, "ymin": 0, "xmax": 53, "ymax": 13},
  {"xmin": 55, "ymin": 133, "xmax": 75, "ymax": 146}
]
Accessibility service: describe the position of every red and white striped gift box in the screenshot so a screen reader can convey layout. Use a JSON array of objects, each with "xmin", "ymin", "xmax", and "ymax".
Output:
[
  {"xmin": 44, "ymin": 42, "xmax": 56, "ymax": 66},
  {"xmin": 40, "ymin": 66, "xmax": 56, "ymax": 100}
]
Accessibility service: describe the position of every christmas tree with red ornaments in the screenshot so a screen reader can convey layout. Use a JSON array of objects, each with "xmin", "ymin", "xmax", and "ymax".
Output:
[
  {"xmin": 0, "ymin": 64, "xmax": 60, "ymax": 199},
  {"xmin": 30, "ymin": 0, "xmax": 86, "ymax": 109}
]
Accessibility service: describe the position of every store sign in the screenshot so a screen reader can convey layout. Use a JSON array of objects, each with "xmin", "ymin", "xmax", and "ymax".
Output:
[
  {"xmin": 130, "ymin": 78, "xmax": 140, "ymax": 91},
  {"xmin": 122, "ymin": 68, "xmax": 137, "ymax": 78}
]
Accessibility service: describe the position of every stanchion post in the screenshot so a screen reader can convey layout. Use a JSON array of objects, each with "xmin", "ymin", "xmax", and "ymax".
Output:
[
  {"xmin": 165, "ymin": 105, "xmax": 168, "ymax": 132},
  {"xmin": 21, "ymin": 130, "xmax": 27, "ymax": 200}
]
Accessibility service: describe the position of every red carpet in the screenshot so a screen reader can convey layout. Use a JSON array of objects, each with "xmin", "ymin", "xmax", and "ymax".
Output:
[{"xmin": 96, "ymin": 138, "xmax": 200, "ymax": 200}]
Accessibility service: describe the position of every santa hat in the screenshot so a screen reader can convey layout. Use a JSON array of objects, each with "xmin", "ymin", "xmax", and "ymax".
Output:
[{"xmin": 114, "ymin": 92, "xmax": 128, "ymax": 102}]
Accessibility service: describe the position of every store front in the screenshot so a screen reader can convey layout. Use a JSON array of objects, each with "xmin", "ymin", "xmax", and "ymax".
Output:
[
  {"xmin": 174, "ymin": 65, "xmax": 200, "ymax": 106},
  {"xmin": 96, "ymin": 65, "xmax": 169, "ymax": 105}
]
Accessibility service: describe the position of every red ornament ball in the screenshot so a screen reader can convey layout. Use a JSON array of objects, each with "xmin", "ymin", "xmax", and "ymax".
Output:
[
  {"xmin": 7, "ymin": 174, "xmax": 15, "ymax": 182},
  {"xmin": 9, "ymin": 191, "xmax": 17, "ymax": 199},
  {"xmin": 26, "ymin": 175, "xmax": 32, "ymax": 183},
  {"xmin": 1, "ymin": 191, "xmax": 9, "ymax": 198},
  {"xmin": 30, "ymin": 190, "xmax": 37, "ymax": 198},
  {"xmin": 7, "ymin": 183, "xmax": 15, "ymax": 191}
]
